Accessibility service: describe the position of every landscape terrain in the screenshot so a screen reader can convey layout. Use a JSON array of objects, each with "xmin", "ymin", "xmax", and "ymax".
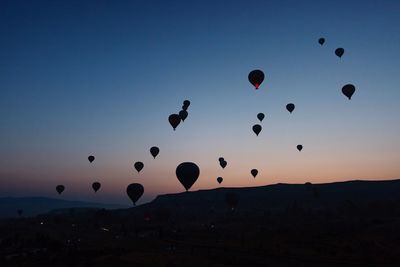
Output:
[{"xmin": 1, "ymin": 179, "xmax": 400, "ymax": 267}]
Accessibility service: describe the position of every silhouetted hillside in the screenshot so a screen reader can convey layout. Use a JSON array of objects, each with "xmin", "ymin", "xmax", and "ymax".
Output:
[
  {"xmin": 0, "ymin": 197, "xmax": 126, "ymax": 218},
  {"xmin": 2, "ymin": 179, "xmax": 400, "ymax": 267},
  {"xmin": 127, "ymin": 179, "xmax": 400, "ymax": 217}
]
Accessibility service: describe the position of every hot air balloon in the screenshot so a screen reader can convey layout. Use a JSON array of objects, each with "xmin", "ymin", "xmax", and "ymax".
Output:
[
  {"xmin": 248, "ymin": 70, "xmax": 265, "ymax": 89},
  {"xmin": 56, "ymin": 185, "xmax": 65, "ymax": 195},
  {"xmin": 251, "ymin": 169, "xmax": 258, "ymax": 178},
  {"xmin": 220, "ymin": 160, "xmax": 227, "ymax": 169},
  {"xmin": 253, "ymin": 124, "xmax": 262, "ymax": 136},
  {"xmin": 176, "ymin": 162, "xmax": 200, "ymax": 191},
  {"xmin": 217, "ymin": 177, "xmax": 223, "ymax": 184},
  {"xmin": 168, "ymin": 114, "xmax": 181, "ymax": 130},
  {"xmin": 257, "ymin": 113, "xmax": 265, "ymax": 122},
  {"xmin": 92, "ymin": 182, "xmax": 101, "ymax": 192},
  {"xmin": 134, "ymin": 162, "xmax": 144, "ymax": 173},
  {"xmin": 126, "ymin": 183, "xmax": 144, "ymax": 206},
  {"xmin": 225, "ymin": 192, "xmax": 239, "ymax": 210},
  {"xmin": 318, "ymin": 38, "xmax": 325, "ymax": 45},
  {"xmin": 297, "ymin": 144, "xmax": 303, "ymax": 151},
  {"xmin": 179, "ymin": 110, "xmax": 188, "ymax": 121},
  {"xmin": 88, "ymin": 155, "xmax": 95, "ymax": 163},
  {"xmin": 335, "ymin": 48, "xmax": 344, "ymax": 58},
  {"xmin": 150, "ymin": 146, "xmax": 160, "ymax": 159},
  {"xmin": 17, "ymin": 209, "xmax": 23, "ymax": 216},
  {"xmin": 183, "ymin": 100, "xmax": 191, "ymax": 109},
  {"xmin": 218, "ymin": 157, "xmax": 224, "ymax": 162},
  {"xmin": 286, "ymin": 103, "xmax": 295, "ymax": 113},
  {"xmin": 342, "ymin": 84, "xmax": 356, "ymax": 100}
]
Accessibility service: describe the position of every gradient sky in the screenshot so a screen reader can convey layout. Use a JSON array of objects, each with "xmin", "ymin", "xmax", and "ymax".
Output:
[{"xmin": 1, "ymin": 0, "xmax": 399, "ymax": 205}]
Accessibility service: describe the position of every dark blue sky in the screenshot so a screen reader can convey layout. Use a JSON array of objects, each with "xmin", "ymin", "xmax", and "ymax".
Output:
[{"xmin": 1, "ymin": 0, "xmax": 399, "ymax": 205}]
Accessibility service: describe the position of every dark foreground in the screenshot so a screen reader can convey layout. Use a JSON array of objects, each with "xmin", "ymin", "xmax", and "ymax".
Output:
[{"xmin": 1, "ymin": 180, "xmax": 400, "ymax": 267}]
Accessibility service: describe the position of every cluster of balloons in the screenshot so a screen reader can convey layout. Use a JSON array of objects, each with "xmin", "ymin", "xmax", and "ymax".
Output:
[
  {"xmin": 216, "ymin": 157, "xmax": 227, "ymax": 184},
  {"xmin": 219, "ymin": 157, "xmax": 227, "ymax": 169},
  {"xmin": 168, "ymin": 100, "xmax": 191, "ymax": 130},
  {"xmin": 252, "ymin": 112, "xmax": 265, "ymax": 136},
  {"xmin": 318, "ymin": 37, "xmax": 345, "ymax": 58},
  {"xmin": 127, "ymin": 146, "xmax": 160, "ymax": 204},
  {"xmin": 52, "ymin": 37, "xmax": 359, "ymax": 209},
  {"xmin": 56, "ymin": 156, "xmax": 103, "ymax": 195},
  {"xmin": 318, "ymin": 37, "xmax": 357, "ymax": 99}
]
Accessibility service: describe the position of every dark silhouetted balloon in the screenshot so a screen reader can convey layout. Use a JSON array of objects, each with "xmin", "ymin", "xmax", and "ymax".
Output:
[
  {"xmin": 257, "ymin": 113, "xmax": 265, "ymax": 122},
  {"xmin": 17, "ymin": 209, "xmax": 23, "ymax": 216},
  {"xmin": 88, "ymin": 155, "xmax": 95, "ymax": 163},
  {"xmin": 176, "ymin": 162, "xmax": 200, "ymax": 191},
  {"xmin": 218, "ymin": 157, "xmax": 224, "ymax": 162},
  {"xmin": 342, "ymin": 84, "xmax": 356, "ymax": 100},
  {"xmin": 183, "ymin": 100, "xmax": 190, "ymax": 108},
  {"xmin": 150, "ymin": 146, "xmax": 160, "ymax": 159},
  {"xmin": 248, "ymin": 70, "xmax": 265, "ymax": 89},
  {"xmin": 217, "ymin": 177, "xmax": 223, "ymax": 184},
  {"xmin": 253, "ymin": 124, "xmax": 262, "ymax": 136},
  {"xmin": 92, "ymin": 182, "xmax": 101, "ymax": 192},
  {"xmin": 179, "ymin": 110, "xmax": 188, "ymax": 121},
  {"xmin": 220, "ymin": 160, "xmax": 227, "ymax": 169},
  {"xmin": 225, "ymin": 192, "xmax": 239, "ymax": 209},
  {"xmin": 251, "ymin": 169, "xmax": 258, "ymax": 178},
  {"xmin": 126, "ymin": 183, "xmax": 144, "ymax": 205},
  {"xmin": 297, "ymin": 144, "xmax": 303, "ymax": 151},
  {"xmin": 286, "ymin": 103, "xmax": 295, "ymax": 113},
  {"xmin": 56, "ymin": 185, "xmax": 65, "ymax": 194},
  {"xmin": 318, "ymin": 38, "xmax": 325, "ymax": 45},
  {"xmin": 335, "ymin": 48, "xmax": 344, "ymax": 58},
  {"xmin": 168, "ymin": 114, "xmax": 181, "ymax": 130},
  {"xmin": 134, "ymin": 162, "xmax": 144, "ymax": 173}
]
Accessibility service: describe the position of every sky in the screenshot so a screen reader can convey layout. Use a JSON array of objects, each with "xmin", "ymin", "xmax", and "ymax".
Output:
[{"xmin": 0, "ymin": 0, "xmax": 399, "ymax": 205}]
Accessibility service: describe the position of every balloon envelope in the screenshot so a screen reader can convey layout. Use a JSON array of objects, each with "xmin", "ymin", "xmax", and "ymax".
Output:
[
  {"xmin": 253, "ymin": 124, "xmax": 262, "ymax": 136},
  {"xmin": 126, "ymin": 183, "xmax": 144, "ymax": 205},
  {"xmin": 286, "ymin": 103, "xmax": 295, "ymax": 113},
  {"xmin": 335, "ymin": 48, "xmax": 344, "ymax": 58},
  {"xmin": 220, "ymin": 160, "xmax": 227, "ymax": 169},
  {"xmin": 342, "ymin": 84, "xmax": 356, "ymax": 100},
  {"xmin": 168, "ymin": 114, "xmax": 181, "ymax": 130},
  {"xmin": 150, "ymin": 146, "xmax": 160, "ymax": 158},
  {"xmin": 257, "ymin": 113, "xmax": 265, "ymax": 122},
  {"xmin": 297, "ymin": 144, "xmax": 303, "ymax": 151},
  {"xmin": 217, "ymin": 177, "xmax": 223, "ymax": 184},
  {"xmin": 92, "ymin": 182, "xmax": 101, "ymax": 192},
  {"xmin": 134, "ymin": 162, "xmax": 144, "ymax": 173},
  {"xmin": 179, "ymin": 110, "xmax": 188, "ymax": 121},
  {"xmin": 318, "ymin": 38, "xmax": 325, "ymax": 45},
  {"xmin": 176, "ymin": 162, "xmax": 200, "ymax": 191},
  {"xmin": 183, "ymin": 100, "xmax": 190, "ymax": 108},
  {"xmin": 251, "ymin": 169, "xmax": 258, "ymax": 178},
  {"xmin": 248, "ymin": 70, "xmax": 265, "ymax": 89},
  {"xmin": 88, "ymin": 155, "xmax": 95, "ymax": 163},
  {"xmin": 56, "ymin": 185, "xmax": 65, "ymax": 194},
  {"xmin": 218, "ymin": 157, "xmax": 224, "ymax": 162}
]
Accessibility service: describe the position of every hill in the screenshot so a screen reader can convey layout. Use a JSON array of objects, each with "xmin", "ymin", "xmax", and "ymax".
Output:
[
  {"xmin": 0, "ymin": 197, "xmax": 126, "ymax": 218},
  {"xmin": 126, "ymin": 179, "xmax": 400, "ymax": 217}
]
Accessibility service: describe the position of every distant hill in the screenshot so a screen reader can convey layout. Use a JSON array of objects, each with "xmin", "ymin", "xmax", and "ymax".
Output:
[
  {"xmin": 126, "ymin": 179, "xmax": 400, "ymax": 217},
  {"xmin": 0, "ymin": 197, "xmax": 127, "ymax": 218}
]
